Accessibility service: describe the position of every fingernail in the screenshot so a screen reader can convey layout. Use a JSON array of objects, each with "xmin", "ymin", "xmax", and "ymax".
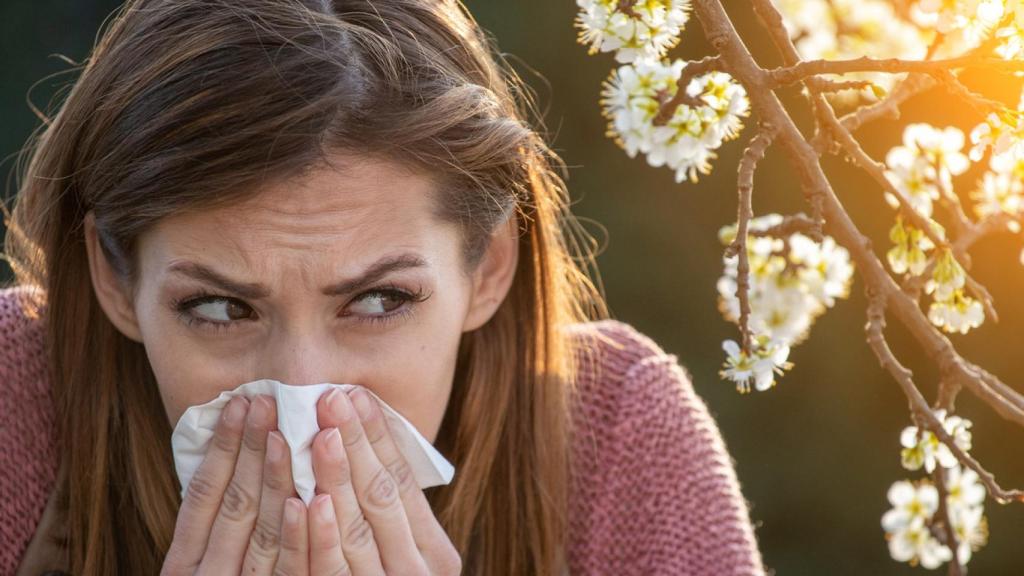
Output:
[
  {"xmin": 285, "ymin": 498, "xmax": 301, "ymax": 525},
  {"xmin": 248, "ymin": 395, "xmax": 270, "ymax": 427},
  {"xmin": 327, "ymin": 388, "xmax": 354, "ymax": 422},
  {"xmin": 352, "ymin": 389, "xmax": 374, "ymax": 421},
  {"xmin": 325, "ymin": 427, "xmax": 343, "ymax": 457},
  {"xmin": 315, "ymin": 494, "xmax": 334, "ymax": 523},
  {"xmin": 267, "ymin": 431, "xmax": 284, "ymax": 463},
  {"xmin": 224, "ymin": 397, "xmax": 248, "ymax": 426}
]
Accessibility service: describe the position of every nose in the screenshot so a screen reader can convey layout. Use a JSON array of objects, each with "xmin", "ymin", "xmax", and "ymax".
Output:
[{"xmin": 259, "ymin": 328, "xmax": 349, "ymax": 386}]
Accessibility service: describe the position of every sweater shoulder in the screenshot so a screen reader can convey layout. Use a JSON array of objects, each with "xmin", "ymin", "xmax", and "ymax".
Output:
[
  {"xmin": 562, "ymin": 318, "xmax": 692, "ymax": 417},
  {"xmin": 0, "ymin": 283, "xmax": 49, "ymax": 393},
  {"xmin": 0, "ymin": 283, "xmax": 58, "ymax": 576},
  {"xmin": 563, "ymin": 317, "xmax": 679, "ymax": 380}
]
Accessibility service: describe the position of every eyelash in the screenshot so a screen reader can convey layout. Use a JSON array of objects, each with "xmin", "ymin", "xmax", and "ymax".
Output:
[{"xmin": 170, "ymin": 283, "xmax": 432, "ymax": 333}]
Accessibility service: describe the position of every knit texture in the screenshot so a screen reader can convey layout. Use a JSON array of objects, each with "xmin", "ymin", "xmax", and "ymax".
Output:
[
  {"xmin": 0, "ymin": 284, "xmax": 765, "ymax": 575},
  {"xmin": 0, "ymin": 286, "xmax": 58, "ymax": 576}
]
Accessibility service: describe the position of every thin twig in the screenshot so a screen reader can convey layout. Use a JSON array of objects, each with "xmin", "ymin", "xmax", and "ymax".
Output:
[
  {"xmin": 728, "ymin": 126, "xmax": 777, "ymax": 354},
  {"xmin": 930, "ymin": 68, "xmax": 1007, "ymax": 116},
  {"xmin": 933, "ymin": 379, "xmax": 964, "ymax": 576}
]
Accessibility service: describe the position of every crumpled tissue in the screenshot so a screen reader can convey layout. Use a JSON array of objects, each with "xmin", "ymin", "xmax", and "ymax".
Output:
[{"xmin": 171, "ymin": 378, "xmax": 455, "ymax": 505}]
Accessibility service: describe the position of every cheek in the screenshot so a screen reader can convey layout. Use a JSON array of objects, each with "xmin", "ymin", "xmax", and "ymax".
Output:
[
  {"xmin": 135, "ymin": 299, "xmax": 243, "ymax": 426},
  {"xmin": 364, "ymin": 323, "xmax": 462, "ymax": 444},
  {"xmin": 141, "ymin": 330, "xmax": 236, "ymax": 426}
]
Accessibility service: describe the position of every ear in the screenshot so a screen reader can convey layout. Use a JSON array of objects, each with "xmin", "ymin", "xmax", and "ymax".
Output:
[
  {"xmin": 84, "ymin": 211, "xmax": 144, "ymax": 342},
  {"xmin": 461, "ymin": 213, "xmax": 520, "ymax": 333}
]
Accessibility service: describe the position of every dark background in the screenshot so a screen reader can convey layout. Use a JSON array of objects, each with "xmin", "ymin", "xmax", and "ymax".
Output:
[{"xmin": 2, "ymin": 1, "xmax": 1022, "ymax": 573}]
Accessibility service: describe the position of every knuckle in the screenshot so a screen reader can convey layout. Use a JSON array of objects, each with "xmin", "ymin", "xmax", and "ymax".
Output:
[
  {"xmin": 220, "ymin": 480, "xmax": 258, "ymax": 522},
  {"xmin": 211, "ymin": 426, "xmax": 241, "ymax": 454},
  {"xmin": 242, "ymin": 426, "xmax": 267, "ymax": 453},
  {"xmin": 184, "ymin": 471, "xmax": 222, "ymax": 508},
  {"xmin": 366, "ymin": 467, "xmax": 399, "ymax": 510},
  {"xmin": 249, "ymin": 516, "xmax": 280, "ymax": 558},
  {"xmin": 342, "ymin": 513, "xmax": 376, "ymax": 550},
  {"xmin": 385, "ymin": 458, "xmax": 416, "ymax": 494},
  {"xmin": 321, "ymin": 460, "xmax": 353, "ymax": 491},
  {"xmin": 263, "ymin": 464, "xmax": 290, "ymax": 493},
  {"xmin": 363, "ymin": 422, "xmax": 387, "ymax": 444},
  {"xmin": 341, "ymin": 424, "xmax": 365, "ymax": 448},
  {"xmin": 280, "ymin": 531, "xmax": 304, "ymax": 553}
]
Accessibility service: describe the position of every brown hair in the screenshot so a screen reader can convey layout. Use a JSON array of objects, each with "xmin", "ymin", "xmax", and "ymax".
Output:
[{"xmin": 2, "ymin": 0, "xmax": 609, "ymax": 574}]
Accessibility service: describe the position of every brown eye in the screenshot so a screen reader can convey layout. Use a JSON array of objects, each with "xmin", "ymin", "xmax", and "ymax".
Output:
[
  {"xmin": 190, "ymin": 297, "xmax": 254, "ymax": 322},
  {"xmin": 346, "ymin": 290, "xmax": 409, "ymax": 317}
]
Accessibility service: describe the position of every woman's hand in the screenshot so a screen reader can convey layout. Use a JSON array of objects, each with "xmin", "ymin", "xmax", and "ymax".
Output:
[
  {"xmin": 311, "ymin": 386, "xmax": 463, "ymax": 576},
  {"xmin": 161, "ymin": 394, "xmax": 314, "ymax": 575}
]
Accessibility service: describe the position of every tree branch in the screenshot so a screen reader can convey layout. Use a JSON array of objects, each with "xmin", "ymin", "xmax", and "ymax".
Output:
[
  {"xmin": 768, "ymin": 55, "xmax": 1024, "ymax": 87},
  {"xmin": 865, "ymin": 294, "xmax": 1024, "ymax": 505},
  {"xmin": 695, "ymin": 0, "xmax": 1024, "ymax": 465}
]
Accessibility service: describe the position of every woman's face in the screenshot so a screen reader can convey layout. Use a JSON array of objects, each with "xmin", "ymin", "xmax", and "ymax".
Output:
[{"xmin": 85, "ymin": 154, "xmax": 518, "ymax": 443}]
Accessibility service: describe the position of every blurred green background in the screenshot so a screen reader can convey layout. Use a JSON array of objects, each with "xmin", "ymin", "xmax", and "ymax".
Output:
[{"xmin": 2, "ymin": 1, "xmax": 1022, "ymax": 574}]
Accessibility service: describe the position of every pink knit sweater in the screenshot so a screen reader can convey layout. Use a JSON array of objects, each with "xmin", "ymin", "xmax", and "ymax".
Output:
[{"xmin": 0, "ymin": 284, "xmax": 765, "ymax": 575}]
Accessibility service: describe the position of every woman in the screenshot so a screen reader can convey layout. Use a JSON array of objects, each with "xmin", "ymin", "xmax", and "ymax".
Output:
[{"xmin": 0, "ymin": 0, "xmax": 765, "ymax": 574}]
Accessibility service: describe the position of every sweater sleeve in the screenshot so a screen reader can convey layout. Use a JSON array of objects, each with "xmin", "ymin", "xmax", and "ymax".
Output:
[{"xmin": 608, "ymin": 352, "xmax": 766, "ymax": 575}]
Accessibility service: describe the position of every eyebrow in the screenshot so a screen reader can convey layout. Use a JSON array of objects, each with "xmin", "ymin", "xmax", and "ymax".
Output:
[{"xmin": 166, "ymin": 252, "xmax": 429, "ymax": 299}]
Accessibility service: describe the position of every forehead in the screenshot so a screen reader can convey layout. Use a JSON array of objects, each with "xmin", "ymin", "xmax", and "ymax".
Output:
[{"xmin": 140, "ymin": 155, "xmax": 448, "ymax": 267}]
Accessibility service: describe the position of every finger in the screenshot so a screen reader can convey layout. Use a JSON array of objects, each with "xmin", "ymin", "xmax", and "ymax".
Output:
[
  {"xmin": 320, "ymin": 388, "xmax": 427, "ymax": 574},
  {"xmin": 241, "ymin": 429, "xmax": 297, "ymax": 575},
  {"xmin": 163, "ymin": 396, "xmax": 249, "ymax": 574},
  {"xmin": 312, "ymin": 426, "xmax": 385, "ymax": 575},
  {"xmin": 199, "ymin": 394, "xmax": 277, "ymax": 573},
  {"xmin": 274, "ymin": 498, "xmax": 309, "ymax": 576},
  {"xmin": 349, "ymin": 387, "xmax": 462, "ymax": 575},
  {"xmin": 309, "ymin": 493, "xmax": 351, "ymax": 575}
]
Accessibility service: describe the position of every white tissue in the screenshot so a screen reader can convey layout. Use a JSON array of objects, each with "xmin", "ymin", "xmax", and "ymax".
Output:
[{"xmin": 171, "ymin": 379, "xmax": 455, "ymax": 505}]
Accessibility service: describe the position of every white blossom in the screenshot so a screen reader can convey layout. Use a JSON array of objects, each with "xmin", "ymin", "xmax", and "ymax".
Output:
[
  {"xmin": 575, "ymin": 0, "xmax": 691, "ymax": 63},
  {"xmin": 944, "ymin": 465, "xmax": 987, "ymax": 510},
  {"xmin": 994, "ymin": 0, "xmax": 1024, "ymax": 59},
  {"xmin": 885, "ymin": 146, "xmax": 941, "ymax": 218},
  {"xmin": 716, "ymin": 215, "xmax": 854, "ymax": 392},
  {"xmin": 924, "ymin": 249, "xmax": 985, "ymax": 334},
  {"xmin": 949, "ymin": 496, "xmax": 990, "ymax": 565},
  {"xmin": 886, "ymin": 216, "xmax": 935, "ymax": 277},
  {"xmin": 884, "ymin": 124, "xmax": 971, "ymax": 218},
  {"xmin": 719, "ymin": 337, "xmax": 792, "ymax": 394},
  {"xmin": 927, "ymin": 290, "xmax": 986, "ymax": 334},
  {"xmin": 899, "ymin": 409, "xmax": 974, "ymax": 473},
  {"xmin": 882, "ymin": 462, "xmax": 989, "ymax": 568},
  {"xmin": 970, "ymin": 147, "xmax": 1024, "ymax": 232},
  {"xmin": 915, "ymin": 0, "xmax": 1004, "ymax": 39},
  {"xmin": 881, "ymin": 480, "xmax": 952, "ymax": 568},
  {"xmin": 600, "ymin": 59, "xmax": 749, "ymax": 183},
  {"xmin": 970, "ymin": 109, "xmax": 1024, "ymax": 162}
]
